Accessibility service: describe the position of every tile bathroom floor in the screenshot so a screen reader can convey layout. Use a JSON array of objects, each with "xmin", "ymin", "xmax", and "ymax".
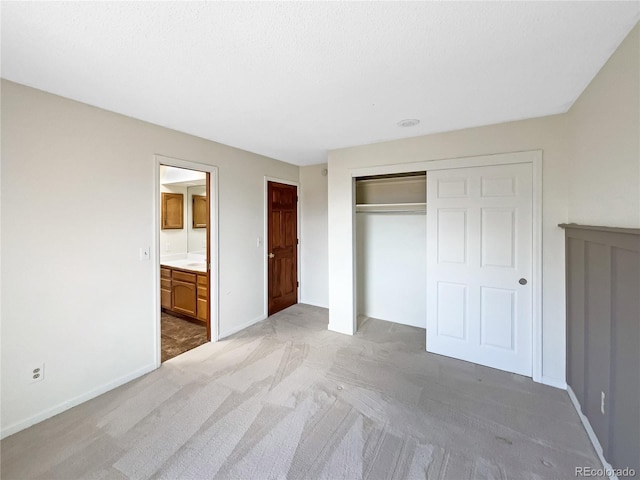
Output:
[{"xmin": 161, "ymin": 311, "xmax": 207, "ymax": 362}]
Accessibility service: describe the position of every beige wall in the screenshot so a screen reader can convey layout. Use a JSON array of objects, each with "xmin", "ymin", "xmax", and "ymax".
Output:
[
  {"xmin": 299, "ymin": 164, "xmax": 329, "ymax": 307},
  {"xmin": 0, "ymin": 80, "xmax": 298, "ymax": 437},
  {"xmin": 567, "ymin": 24, "xmax": 640, "ymax": 228}
]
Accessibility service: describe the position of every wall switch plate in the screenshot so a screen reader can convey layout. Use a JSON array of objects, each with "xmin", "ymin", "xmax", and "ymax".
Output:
[
  {"xmin": 30, "ymin": 363, "xmax": 45, "ymax": 383},
  {"xmin": 601, "ymin": 391, "xmax": 605, "ymax": 415},
  {"xmin": 257, "ymin": 236, "xmax": 263, "ymax": 247},
  {"xmin": 139, "ymin": 246, "xmax": 150, "ymax": 261}
]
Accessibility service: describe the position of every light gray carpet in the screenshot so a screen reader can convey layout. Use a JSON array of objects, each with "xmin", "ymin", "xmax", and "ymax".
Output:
[{"xmin": 1, "ymin": 304, "xmax": 603, "ymax": 479}]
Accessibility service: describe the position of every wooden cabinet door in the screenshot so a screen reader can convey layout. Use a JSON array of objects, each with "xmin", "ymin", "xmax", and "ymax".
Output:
[
  {"xmin": 197, "ymin": 298, "xmax": 207, "ymax": 321},
  {"xmin": 267, "ymin": 182, "xmax": 298, "ymax": 315},
  {"xmin": 162, "ymin": 192, "xmax": 184, "ymax": 229},
  {"xmin": 160, "ymin": 267, "xmax": 172, "ymax": 309},
  {"xmin": 192, "ymin": 195, "xmax": 207, "ymax": 228},
  {"xmin": 161, "ymin": 287, "xmax": 172, "ymax": 310},
  {"xmin": 172, "ymin": 280, "xmax": 197, "ymax": 317},
  {"xmin": 197, "ymin": 274, "xmax": 208, "ymax": 321}
]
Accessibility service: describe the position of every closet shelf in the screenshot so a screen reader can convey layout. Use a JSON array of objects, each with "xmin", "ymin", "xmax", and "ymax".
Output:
[{"xmin": 355, "ymin": 202, "xmax": 426, "ymax": 213}]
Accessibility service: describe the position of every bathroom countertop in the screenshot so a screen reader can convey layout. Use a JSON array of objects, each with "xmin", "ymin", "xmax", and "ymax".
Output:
[{"xmin": 160, "ymin": 258, "xmax": 207, "ymax": 273}]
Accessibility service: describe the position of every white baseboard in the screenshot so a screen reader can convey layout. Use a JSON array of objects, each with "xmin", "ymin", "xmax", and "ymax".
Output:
[
  {"xmin": 0, "ymin": 362, "xmax": 157, "ymax": 440},
  {"xmin": 219, "ymin": 314, "xmax": 266, "ymax": 340},
  {"xmin": 298, "ymin": 300, "xmax": 329, "ymax": 309},
  {"xmin": 328, "ymin": 323, "xmax": 354, "ymax": 335},
  {"xmin": 567, "ymin": 386, "xmax": 619, "ymax": 480},
  {"xmin": 541, "ymin": 375, "xmax": 567, "ymax": 390},
  {"xmin": 360, "ymin": 313, "xmax": 425, "ymax": 329}
]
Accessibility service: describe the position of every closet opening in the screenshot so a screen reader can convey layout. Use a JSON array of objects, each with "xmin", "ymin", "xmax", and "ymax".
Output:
[{"xmin": 355, "ymin": 171, "xmax": 427, "ymax": 331}]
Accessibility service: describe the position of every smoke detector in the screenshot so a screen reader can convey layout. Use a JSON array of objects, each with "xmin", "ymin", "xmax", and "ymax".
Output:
[{"xmin": 397, "ymin": 119, "xmax": 420, "ymax": 127}]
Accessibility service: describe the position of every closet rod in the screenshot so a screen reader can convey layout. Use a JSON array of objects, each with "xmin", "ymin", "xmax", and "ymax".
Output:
[{"xmin": 355, "ymin": 202, "xmax": 426, "ymax": 214}]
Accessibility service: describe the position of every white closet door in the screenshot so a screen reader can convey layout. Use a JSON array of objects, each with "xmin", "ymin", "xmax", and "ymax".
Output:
[{"xmin": 426, "ymin": 163, "xmax": 533, "ymax": 376}]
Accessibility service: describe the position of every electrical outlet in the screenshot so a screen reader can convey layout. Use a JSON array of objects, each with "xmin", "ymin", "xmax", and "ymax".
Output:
[
  {"xmin": 601, "ymin": 391, "xmax": 605, "ymax": 415},
  {"xmin": 30, "ymin": 363, "xmax": 45, "ymax": 383},
  {"xmin": 165, "ymin": 242, "xmax": 171, "ymax": 252}
]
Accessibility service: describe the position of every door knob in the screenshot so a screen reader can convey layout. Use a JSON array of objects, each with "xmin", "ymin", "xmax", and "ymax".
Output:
[
  {"xmin": 268, "ymin": 253, "xmax": 275, "ymax": 259},
  {"xmin": 519, "ymin": 278, "xmax": 527, "ymax": 285}
]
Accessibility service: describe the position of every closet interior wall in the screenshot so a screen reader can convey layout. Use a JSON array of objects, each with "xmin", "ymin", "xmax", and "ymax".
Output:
[{"xmin": 355, "ymin": 173, "xmax": 427, "ymax": 328}]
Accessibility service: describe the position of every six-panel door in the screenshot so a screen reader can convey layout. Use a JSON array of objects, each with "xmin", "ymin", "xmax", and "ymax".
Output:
[
  {"xmin": 268, "ymin": 182, "xmax": 298, "ymax": 315},
  {"xmin": 426, "ymin": 163, "xmax": 533, "ymax": 376}
]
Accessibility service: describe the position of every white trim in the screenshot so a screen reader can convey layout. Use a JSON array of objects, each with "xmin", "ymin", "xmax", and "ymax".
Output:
[
  {"xmin": 348, "ymin": 150, "xmax": 544, "ymax": 383},
  {"xmin": 532, "ymin": 154, "xmax": 543, "ymax": 383},
  {"xmin": 154, "ymin": 161, "xmax": 162, "ymax": 367},
  {"xmin": 263, "ymin": 176, "xmax": 301, "ymax": 318},
  {"xmin": 567, "ymin": 386, "xmax": 617, "ymax": 480},
  {"xmin": 0, "ymin": 363, "xmax": 156, "ymax": 440},
  {"xmin": 210, "ymin": 169, "xmax": 220, "ymax": 341},
  {"xmin": 328, "ymin": 320, "xmax": 354, "ymax": 335},
  {"xmin": 541, "ymin": 376, "xmax": 567, "ymax": 390},
  {"xmin": 350, "ymin": 176, "xmax": 358, "ymax": 332},
  {"xmin": 300, "ymin": 301, "xmax": 329, "ymax": 309},
  {"xmin": 219, "ymin": 314, "xmax": 266, "ymax": 340},
  {"xmin": 350, "ymin": 150, "xmax": 539, "ymax": 179},
  {"xmin": 154, "ymin": 155, "xmax": 220, "ymax": 359}
]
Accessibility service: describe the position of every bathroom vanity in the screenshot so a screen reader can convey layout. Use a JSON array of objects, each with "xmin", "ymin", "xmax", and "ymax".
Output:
[{"xmin": 161, "ymin": 260, "xmax": 208, "ymax": 324}]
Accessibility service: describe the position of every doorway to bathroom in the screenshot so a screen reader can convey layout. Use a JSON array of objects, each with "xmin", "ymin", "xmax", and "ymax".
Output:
[{"xmin": 155, "ymin": 156, "xmax": 218, "ymax": 364}]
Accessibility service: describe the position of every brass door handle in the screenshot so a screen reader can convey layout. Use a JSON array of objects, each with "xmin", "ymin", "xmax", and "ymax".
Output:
[{"xmin": 268, "ymin": 253, "xmax": 275, "ymax": 259}]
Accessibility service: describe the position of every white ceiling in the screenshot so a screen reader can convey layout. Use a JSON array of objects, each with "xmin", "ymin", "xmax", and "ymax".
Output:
[{"xmin": 2, "ymin": 2, "xmax": 638, "ymax": 166}]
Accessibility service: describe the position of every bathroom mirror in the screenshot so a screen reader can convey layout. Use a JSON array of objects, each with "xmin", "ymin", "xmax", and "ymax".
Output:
[{"xmin": 159, "ymin": 166, "xmax": 207, "ymax": 255}]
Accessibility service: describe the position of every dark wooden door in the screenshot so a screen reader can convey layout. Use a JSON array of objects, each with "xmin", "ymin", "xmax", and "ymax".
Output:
[{"xmin": 268, "ymin": 182, "xmax": 298, "ymax": 315}]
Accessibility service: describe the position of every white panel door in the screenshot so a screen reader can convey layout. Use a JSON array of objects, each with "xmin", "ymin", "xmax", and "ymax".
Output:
[{"xmin": 426, "ymin": 163, "xmax": 533, "ymax": 376}]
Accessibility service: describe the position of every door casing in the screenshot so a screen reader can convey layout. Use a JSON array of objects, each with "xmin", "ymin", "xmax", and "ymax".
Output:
[
  {"xmin": 154, "ymin": 155, "xmax": 219, "ymax": 368},
  {"xmin": 350, "ymin": 150, "xmax": 543, "ymax": 383}
]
